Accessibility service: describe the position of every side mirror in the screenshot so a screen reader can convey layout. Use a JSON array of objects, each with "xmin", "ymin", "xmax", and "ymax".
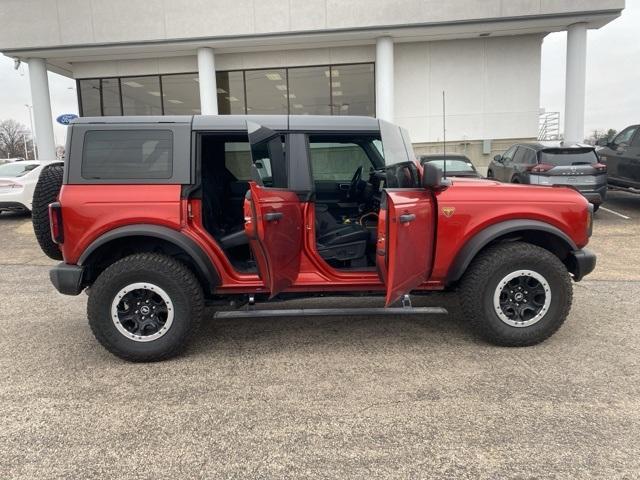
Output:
[
  {"xmin": 493, "ymin": 154, "xmax": 503, "ymax": 163},
  {"xmin": 422, "ymin": 162, "xmax": 443, "ymax": 189}
]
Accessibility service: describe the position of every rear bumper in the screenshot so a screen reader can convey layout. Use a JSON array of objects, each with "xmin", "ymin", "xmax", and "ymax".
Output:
[
  {"xmin": 578, "ymin": 184, "xmax": 607, "ymax": 205},
  {"xmin": 50, "ymin": 263, "xmax": 85, "ymax": 295},
  {"xmin": 0, "ymin": 201, "xmax": 29, "ymax": 211},
  {"xmin": 567, "ymin": 248, "xmax": 596, "ymax": 282}
]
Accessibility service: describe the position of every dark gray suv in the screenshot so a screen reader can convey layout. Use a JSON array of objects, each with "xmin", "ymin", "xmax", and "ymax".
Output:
[
  {"xmin": 487, "ymin": 142, "xmax": 607, "ymax": 210},
  {"xmin": 597, "ymin": 124, "xmax": 640, "ymax": 193}
]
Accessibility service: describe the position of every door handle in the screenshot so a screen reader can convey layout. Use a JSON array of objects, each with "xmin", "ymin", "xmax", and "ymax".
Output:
[
  {"xmin": 399, "ymin": 213, "xmax": 416, "ymax": 223},
  {"xmin": 264, "ymin": 212, "xmax": 283, "ymax": 222}
]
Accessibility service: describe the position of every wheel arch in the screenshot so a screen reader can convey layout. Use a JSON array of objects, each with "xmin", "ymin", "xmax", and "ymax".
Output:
[
  {"xmin": 446, "ymin": 220, "xmax": 578, "ymax": 285},
  {"xmin": 78, "ymin": 224, "xmax": 220, "ymax": 294}
]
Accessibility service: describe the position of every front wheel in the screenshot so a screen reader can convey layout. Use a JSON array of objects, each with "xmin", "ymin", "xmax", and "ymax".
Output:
[
  {"xmin": 87, "ymin": 253, "xmax": 204, "ymax": 362},
  {"xmin": 459, "ymin": 242, "xmax": 572, "ymax": 346}
]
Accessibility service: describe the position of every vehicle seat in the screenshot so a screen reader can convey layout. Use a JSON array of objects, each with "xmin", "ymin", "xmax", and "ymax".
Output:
[{"xmin": 315, "ymin": 204, "xmax": 369, "ymax": 261}]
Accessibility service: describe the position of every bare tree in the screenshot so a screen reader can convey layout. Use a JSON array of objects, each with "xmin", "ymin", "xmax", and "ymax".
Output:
[{"xmin": 0, "ymin": 119, "xmax": 34, "ymax": 160}]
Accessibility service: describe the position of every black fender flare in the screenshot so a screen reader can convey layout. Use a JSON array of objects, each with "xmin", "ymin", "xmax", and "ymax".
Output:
[
  {"xmin": 78, "ymin": 224, "xmax": 220, "ymax": 292},
  {"xmin": 446, "ymin": 219, "xmax": 577, "ymax": 284}
]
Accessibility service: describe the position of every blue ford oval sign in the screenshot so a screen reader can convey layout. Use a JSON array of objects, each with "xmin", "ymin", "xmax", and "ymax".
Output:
[{"xmin": 56, "ymin": 114, "xmax": 78, "ymax": 125}]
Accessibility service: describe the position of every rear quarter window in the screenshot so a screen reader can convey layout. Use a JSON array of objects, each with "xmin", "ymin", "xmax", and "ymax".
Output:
[{"xmin": 81, "ymin": 130, "xmax": 173, "ymax": 180}]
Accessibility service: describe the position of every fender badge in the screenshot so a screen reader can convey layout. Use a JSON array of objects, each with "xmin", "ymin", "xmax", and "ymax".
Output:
[{"xmin": 442, "ymin": 207, "xmax": 456, "ymax": 218}]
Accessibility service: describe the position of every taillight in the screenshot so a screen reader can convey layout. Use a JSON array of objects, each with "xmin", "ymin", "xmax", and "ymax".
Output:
[
  {"xmin": 531, "ymin": 163, "xmax": 554, "ymax": 173},
  {"xmin": 593, "ymin": 163, "xmax": 607, "ymax": 173},
  {"xmin": 49, "ymin": 202, "xmax": 64, "ymax": 244}
]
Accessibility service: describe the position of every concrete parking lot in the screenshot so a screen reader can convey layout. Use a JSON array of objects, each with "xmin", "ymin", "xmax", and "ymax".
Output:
[{"xmin": 1, "ymin": 191, "xmax": 639, "ymax": 479}]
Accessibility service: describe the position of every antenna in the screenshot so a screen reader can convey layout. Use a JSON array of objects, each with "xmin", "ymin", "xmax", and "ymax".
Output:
[{"xmin": 442, "ymin": 90, "xmax": 447, "ymax": 179}]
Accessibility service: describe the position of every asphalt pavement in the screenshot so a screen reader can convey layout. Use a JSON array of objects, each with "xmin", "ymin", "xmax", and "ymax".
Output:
[{"xmin": 1, "ymin": 191, "xmax": 639, "ymax": 479}]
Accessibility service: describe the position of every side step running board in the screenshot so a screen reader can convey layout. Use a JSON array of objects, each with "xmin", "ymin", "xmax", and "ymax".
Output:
[{"xmin": 214, "ymin": 306, "xmax": 448, "ymax": 319}]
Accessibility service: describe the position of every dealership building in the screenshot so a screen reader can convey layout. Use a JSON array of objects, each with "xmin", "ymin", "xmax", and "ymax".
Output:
[{"xmin": 0, "ymin": 0, "xmax": 624, "ymax": 168}]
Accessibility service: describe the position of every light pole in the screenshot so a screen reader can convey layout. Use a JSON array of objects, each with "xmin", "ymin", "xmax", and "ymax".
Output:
[{"xmin": 24, "ymin": 104, "xmax": 37, "ymax": 159}]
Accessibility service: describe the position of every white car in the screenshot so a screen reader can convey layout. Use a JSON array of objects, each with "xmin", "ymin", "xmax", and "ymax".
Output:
[{"xmin": 0, "ymin": 161, "xmax": 61, "ymax": 214}]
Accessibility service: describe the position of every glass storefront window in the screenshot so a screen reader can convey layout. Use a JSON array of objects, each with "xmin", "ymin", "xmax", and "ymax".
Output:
[
  {"xmin": 79, "ymin": 79, "xmax": 101, "ymax": 116},
  {"xmin": 101, "ymin": 78, "xmax": 122, "ymax": 116},
  {"xmin": 330, "ymin": 64, "xmax": 375, "ymax": 116},
  {"xmin": 245, "ymin": 69, "xmax": 288, "ymax": 115},
  {"xmin": 287, "ymin": 66, "xmax": 331, "ymax": 115},
  {"xmin": 121, "ymin": 76, "xmax": 162, "ymax": 115},
  {"xmin": 216, "ymin": 71, "xmax": 246, "ymax": 114},
  {"xmin": 161, "ymin": 73, "xmax": 201, "ymax": 115},
  {"xmin": 77, "ymin": 63, "xmax": 375, "ymax": 118}
]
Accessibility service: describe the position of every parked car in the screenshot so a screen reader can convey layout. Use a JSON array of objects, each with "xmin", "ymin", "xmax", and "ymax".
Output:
[
  {"xmin": 596, "ymin": 124, "xmax": 640, "ymax": 194},
  {"xmin": 487, "ymin": 142, "xmax": 607, "ymax": 210},
  {"xmin": 0, "ymin": 160, "xmax": 61, "ymax": 214},
  {"xmin": 32, "ymin": 115, "xmax": 595, "ymax": 362},
  {"xmin": 419, "ymin": 154, "xmax": 480, "ymax": 178}
]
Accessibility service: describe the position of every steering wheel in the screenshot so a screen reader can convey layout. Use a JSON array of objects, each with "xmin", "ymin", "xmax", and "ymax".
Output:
[{"xmin": 347, "ymin": 165, "xmax": 364, "ymax": 200}]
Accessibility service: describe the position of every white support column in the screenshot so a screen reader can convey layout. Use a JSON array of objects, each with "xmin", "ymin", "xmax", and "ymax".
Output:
[
  {"xmin": 375, "ymin": 37, "xmax": 394, "ymax": 122},
  {"xmin": 564, "ymin": 23, "xmax": 588, "ymax": 144},
  {"xmin": 26, "ymin": 58, "xmax": 56, "ymax": 160},
  {"xmin": 197, "ymin": 47, "xmax": 218, "ymax": 115}
]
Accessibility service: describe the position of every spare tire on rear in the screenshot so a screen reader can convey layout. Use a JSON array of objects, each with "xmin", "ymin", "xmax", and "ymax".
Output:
[{"xmin": 32, "ymin": 164, "xmax": 64, "ymax": 260}]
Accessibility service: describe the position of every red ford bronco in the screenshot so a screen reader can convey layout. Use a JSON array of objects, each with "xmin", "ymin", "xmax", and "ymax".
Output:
[{"xmin": 32, "ymin": 115, "xmax": 596, "ymax": 362}]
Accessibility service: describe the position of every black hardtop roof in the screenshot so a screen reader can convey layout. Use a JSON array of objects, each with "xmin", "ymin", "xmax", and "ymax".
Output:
[{"xmin": 72, "ymin": 115, "xmax": 382, "ymax": 132}]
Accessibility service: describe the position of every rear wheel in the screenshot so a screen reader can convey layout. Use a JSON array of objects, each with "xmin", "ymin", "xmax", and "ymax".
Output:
[
  {"xmin": 592, "ymin": 204, "xmax": 600, "ymax": 212},
  {"xmin": 459, "ymin": 242, "xmax": 572, "ymax": 346},
  {"xmin": 87, "ymin": 253, "xmax": 204, "ymax": 362},
  {"xmin": 32, "ymin": 164, "xmax": 63, "ymax": 260}
]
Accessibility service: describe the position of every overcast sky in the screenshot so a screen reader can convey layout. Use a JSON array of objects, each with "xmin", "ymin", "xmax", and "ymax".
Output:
[{"xmin": 0, "ymin": 2, "xmax": 638, "ymax": 145}]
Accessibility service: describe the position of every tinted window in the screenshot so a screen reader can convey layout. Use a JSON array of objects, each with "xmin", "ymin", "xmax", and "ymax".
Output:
[
  {"xmin": 425, "ymin": 159, "xmax": 475, "ymax": 172},
  {"xmin": 540, "ymin": 150, "xmax": 598, "ymax": 166},
  {"xmin": 522, "ymin": 148, "xmax": 537, "ymax": 164},
  {"xmin": 330, "ymin": 64, "xmax": 375, "ymax": 116},
  {"xmin": 308, "ymin": 135, "xmax": 380, "ymax": 181},
  {"xmin": 224, "ymin": 142, "xmax": 253, "ymax": 180},
  {"xmin": 512, "ymin": 147, "xmax": 526, "ymax": 164},
  {"xmin": 162, "ymin": 73, "xmax": 201, "ymax": 115},
  {"xmin": 216, "ymin": 71, "xmax": 246, "ymax": 115},
  {"xmin": 79, "ymin": 79, "xmax": 101, "ymax": 116},
  {"xmin": 502, "ymin": 146, "xmax": 517, "ymax": 162},
  {"xmin": 101, "ymin": 78, "xmax": 122, "ymax": 116},
  {"xmin": 245, "ymin": 69, "xmax": 288, "ymax": 114},
  {"xmin": 613, "ymin": 126, "xmax": 638, "ymax": 146},
  {"xmin": 288, "ymin": 66, "xmax": 331, "ymax": 115},
  {"xmin": 82, "ymin": 130, "xmax": 172, "ymax": 180},
  {"xmin": 121, "ymin": 76, "xmax": 162, "ymax": 115}
]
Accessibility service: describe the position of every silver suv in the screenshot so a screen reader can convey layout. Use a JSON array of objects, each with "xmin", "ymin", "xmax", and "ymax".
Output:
[{"xmin": 487, "ymin": 142, "xmax": 607, "ymax": 210}]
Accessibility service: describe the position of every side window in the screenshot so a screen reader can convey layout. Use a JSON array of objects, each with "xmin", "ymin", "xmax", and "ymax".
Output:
[
  {"xmin": 502, "ymin": 146, "xmax": 517, "ymax": 163},
  {"xmin": 308, "ymin": 136, "xmax": 379, "ymax": 181},
  {"xmin": 223, "ymin": 142, "xmax": 253, "ymax": 180},
  {"xmin": 82, "ymin": 130, "xmax": 172, "ymax": 180},
  {"xmin": 511, "ymin": 147, "xmax": 525, "ymax": 165},
  {"xmin": 612, "ymin": 127, "xmax": 638, "ymax": 147},
  {"xmin": 523, "ymin": 149, "xmax": 537, "ymax": 164}
]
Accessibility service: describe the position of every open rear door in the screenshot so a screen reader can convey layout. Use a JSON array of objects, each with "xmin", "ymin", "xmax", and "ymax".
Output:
[
  {"xmin": 376, "ymin": 189, "xmax": 436, "ymax": 306},
  {"xmin": 244, "ymin": 122, "xmax": 303, "ymax": 297}
]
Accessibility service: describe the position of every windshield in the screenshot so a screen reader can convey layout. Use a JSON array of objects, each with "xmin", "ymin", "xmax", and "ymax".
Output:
[
  {"xmin": 540, "ymin": 149, "xmax": 597, "ymax": 166},
  {"xmin": 425, "ymin": 159, "xmax": 475, "ymax": 172},
  {"xmin": 0, "ymin": 163, "xmax": 38, "ymax": 177}
]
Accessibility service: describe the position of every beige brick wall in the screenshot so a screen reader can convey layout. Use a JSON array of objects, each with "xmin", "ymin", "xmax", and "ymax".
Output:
[{"xmin": 413, "ymin": 137, "xmax": 536, "ymax": 175}]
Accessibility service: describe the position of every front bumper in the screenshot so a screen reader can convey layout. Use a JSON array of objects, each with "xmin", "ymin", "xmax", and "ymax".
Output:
[
  {"xmin": 567, "ymin": 248, "xmax": 596, "ymax": 282},
  {"xmin": 0, "ymin": 201, "xmax": 29, "ymax": 212},
  {"xmin": 50, "ymin": 263, "xmax": 85, "ymax": 295}
]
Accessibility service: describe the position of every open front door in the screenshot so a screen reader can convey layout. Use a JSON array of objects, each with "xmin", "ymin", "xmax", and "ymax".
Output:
[
  {"xmin": 244, "ymin": 122, "xmax": 303, "ymax": 298},
  {"xmin": 376, "ymin": 189, "xmax": 436, "ymax": 306}
]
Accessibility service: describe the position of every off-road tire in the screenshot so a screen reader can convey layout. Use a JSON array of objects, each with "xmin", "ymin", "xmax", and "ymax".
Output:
[
  {"xmin": 459, "ymin": 242, "xmax": 572, "ymax": 346},
  {"xmin": 88, "ymin": 253, "xmax": 204, "ymax": 362},
  {"xmin": 32, "ymin": 165, "xmax": 64, "ymax": 260}
]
